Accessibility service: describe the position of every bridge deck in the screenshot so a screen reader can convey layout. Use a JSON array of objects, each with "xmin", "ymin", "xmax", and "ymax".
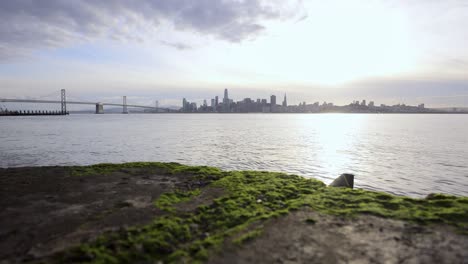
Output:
[{"xmin": 0, "ymin": 98, "xmax": 172, "ymax": 111}]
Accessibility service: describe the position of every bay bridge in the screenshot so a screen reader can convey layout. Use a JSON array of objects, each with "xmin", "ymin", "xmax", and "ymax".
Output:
[{"xmin": 0, "ymin": 89, "xmax": 174, "ymax": 115}]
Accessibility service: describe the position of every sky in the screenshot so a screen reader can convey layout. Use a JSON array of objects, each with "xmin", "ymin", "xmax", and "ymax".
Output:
[{"xmin": 0, "ymin": 0, "xmax": 468, "ymax": 107}]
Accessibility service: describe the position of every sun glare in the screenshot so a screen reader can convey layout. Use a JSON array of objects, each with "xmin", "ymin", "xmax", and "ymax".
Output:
[
  {"xmin": 196, "ymin": 0, "xmax": 419, "ymax": 87},
  {"xmin": 307, "ymin": 114, "xmax": 367, "ymax": 181}
]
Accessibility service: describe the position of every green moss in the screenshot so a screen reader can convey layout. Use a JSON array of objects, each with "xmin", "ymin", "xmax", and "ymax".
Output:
[
  {"xmin": 155, "ymin": 189, "xmax": 201, "ymax": 212},
  {"xmin": 57, "ymin": 163, "xmax": 468, "ymax": 263},
  {"xmin": 70, "ymin": 162, "xmax": 224, "ymax": 179},
  {"xmin": 70, "ymin": 162, "xmax": 177, "ymax": 176},
  {"xmin": 233, "ymin": 229, "xmax": 263, "ymax": 245}
]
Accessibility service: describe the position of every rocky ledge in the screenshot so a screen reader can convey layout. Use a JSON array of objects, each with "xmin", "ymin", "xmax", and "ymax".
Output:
[{"xmin": 0, "ymin": 162, "xmax": 467, "ymax": 263}]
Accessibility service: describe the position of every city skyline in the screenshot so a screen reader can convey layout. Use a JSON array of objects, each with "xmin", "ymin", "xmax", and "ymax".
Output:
[
  {"xmin": 178, "ymin": 88, "xmax": 463, "ymax": 113},
  {"xmin": 0, "ymin": 1, "xmax": 467, "ymax": 107}
]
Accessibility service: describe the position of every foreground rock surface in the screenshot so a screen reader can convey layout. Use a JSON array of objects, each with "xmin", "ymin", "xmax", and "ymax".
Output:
[
  {"xmin": 210, "ymin": 210, "xmax": 467, "ymax": 264},
  {"xmin": 0, "ymin": 164, "xmax": 211, "ymax": 263},
  {"xmin": 0, "ymin": 163, "xmax": 467, "ymax": 263}
]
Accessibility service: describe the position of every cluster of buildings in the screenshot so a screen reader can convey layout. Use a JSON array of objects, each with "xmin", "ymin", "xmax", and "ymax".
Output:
[
  {"xmin": 180, "ymin": 89, "xmax": 430, "ymax": 113},
  {"xmin": 345, "ymin": 100, "xmax": 426, "ymax": 113},
  {"xmin": 182, "ymin": 89, "xmax": 290, "ymax": 113}
]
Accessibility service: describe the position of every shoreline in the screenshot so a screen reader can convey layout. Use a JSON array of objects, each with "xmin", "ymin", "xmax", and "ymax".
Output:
[{"xmin": 1, "ymin": 162, "xmax": 467, "ymax": 263}]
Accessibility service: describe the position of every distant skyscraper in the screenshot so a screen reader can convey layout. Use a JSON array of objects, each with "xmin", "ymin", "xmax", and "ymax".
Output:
[
  {"xmin": 215, "ymin": 96, "xmax": 219, "ymax": 106},
  {"xmin": 203, "ymin": 99, "xmax": 207, "ymax": 107},
  {"xmin": 211, "ymin": 99, "xmax": 215, "ymax": 108},
  {"xmin": 223, "ymin": 89, "xmax": 230, "ymax": 112},
  {"xmin": 182, "ymin": 98, "xmax": 187, "ymax": 111},
  {"xmin": 270, "ymin": 95, "xmax": 277, "ymax": 112},
  {"xmin": 282, "ymin": 94, "xmax": 287, "ymax": 107}
]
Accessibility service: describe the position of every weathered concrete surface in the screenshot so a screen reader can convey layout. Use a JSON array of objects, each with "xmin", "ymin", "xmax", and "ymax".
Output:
[
  {"xmin": 0, "ymin": 166, "xmax": 202, "ymax": 263},
  {"xmin": 210, "ymin": 209, "xmax": 468, "ymax": 264}
]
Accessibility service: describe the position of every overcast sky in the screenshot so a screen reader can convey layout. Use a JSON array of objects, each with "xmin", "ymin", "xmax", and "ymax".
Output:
[{"xmin": 1, "ymin": 0, "xmax": 467, "ymax": 107}]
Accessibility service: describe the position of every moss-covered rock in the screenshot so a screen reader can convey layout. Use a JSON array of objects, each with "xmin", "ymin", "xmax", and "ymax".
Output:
[
  {"xmin": 70, "ymin": 162, "xmax": 224, "ymax": 180},
  {"xmin": 55, "ymin": 162, "xmax": 468, "ymax": 263}
]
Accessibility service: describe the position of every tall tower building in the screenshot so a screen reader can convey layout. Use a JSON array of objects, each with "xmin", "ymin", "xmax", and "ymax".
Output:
[
  {"xmin": 282, "ymin": 94, "xmax": 287, "ymax": 107},
  {"xmin": 223, "ymin": 89, "xmax": 230, "ymax": 112},
  {"xmin": 270, "ymin": 95, "xmax": 276, "ymax": 106},
  {"xmin": 270, "ymin": 95, "xmax": 277, "ymax": 112},
  {"xmin": 215, "ymin": 96, "xmax": 219, "ymax": 106}
]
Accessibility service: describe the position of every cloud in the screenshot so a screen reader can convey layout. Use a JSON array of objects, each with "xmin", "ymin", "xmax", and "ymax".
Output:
[
  {"xmin": 159, "ymin": 41, "xmax": 192, "ymax": 50},
  {"xmin": 0, "ymin": 0, "xmax": 302, "ymax": 60}
]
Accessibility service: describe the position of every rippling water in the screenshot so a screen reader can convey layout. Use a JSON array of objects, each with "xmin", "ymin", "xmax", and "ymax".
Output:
[{"xmin": 1, "ymin": 114, "xmax": 467, "ymax": 197}]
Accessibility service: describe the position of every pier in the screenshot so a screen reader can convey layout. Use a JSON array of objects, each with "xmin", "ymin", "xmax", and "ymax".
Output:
[{"xmin": 0, "ymin": 110, "xmax": 68, "ymax": 116}]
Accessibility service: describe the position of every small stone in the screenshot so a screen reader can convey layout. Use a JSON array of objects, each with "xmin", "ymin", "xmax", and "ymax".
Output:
[
  {"xmin": 329, "ymin": 173, "xmax": 354, "ymax": 188},
  {"xmin": 257, "ymin": 199, "xmax": 262, "ymax": 203}
]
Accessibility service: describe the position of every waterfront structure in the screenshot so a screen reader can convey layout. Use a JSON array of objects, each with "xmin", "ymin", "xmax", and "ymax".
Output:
[{"xmin": 282, "ymin": 94, "xmax": 287, "ymax": 107}]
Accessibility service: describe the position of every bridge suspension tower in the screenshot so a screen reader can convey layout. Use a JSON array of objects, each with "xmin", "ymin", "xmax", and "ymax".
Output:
[
  {"xmin": 123, "ymin": 96, "xmax": 128, "ymax": 114},
  {"xmin": 61, "ymin": 89, "xmax": 67, "ymax": 114}
]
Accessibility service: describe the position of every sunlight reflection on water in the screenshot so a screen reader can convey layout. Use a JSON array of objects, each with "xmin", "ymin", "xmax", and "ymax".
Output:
[{"xmin": 1, "ymin": 113, "xmax": 467, "ymax": 197}]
